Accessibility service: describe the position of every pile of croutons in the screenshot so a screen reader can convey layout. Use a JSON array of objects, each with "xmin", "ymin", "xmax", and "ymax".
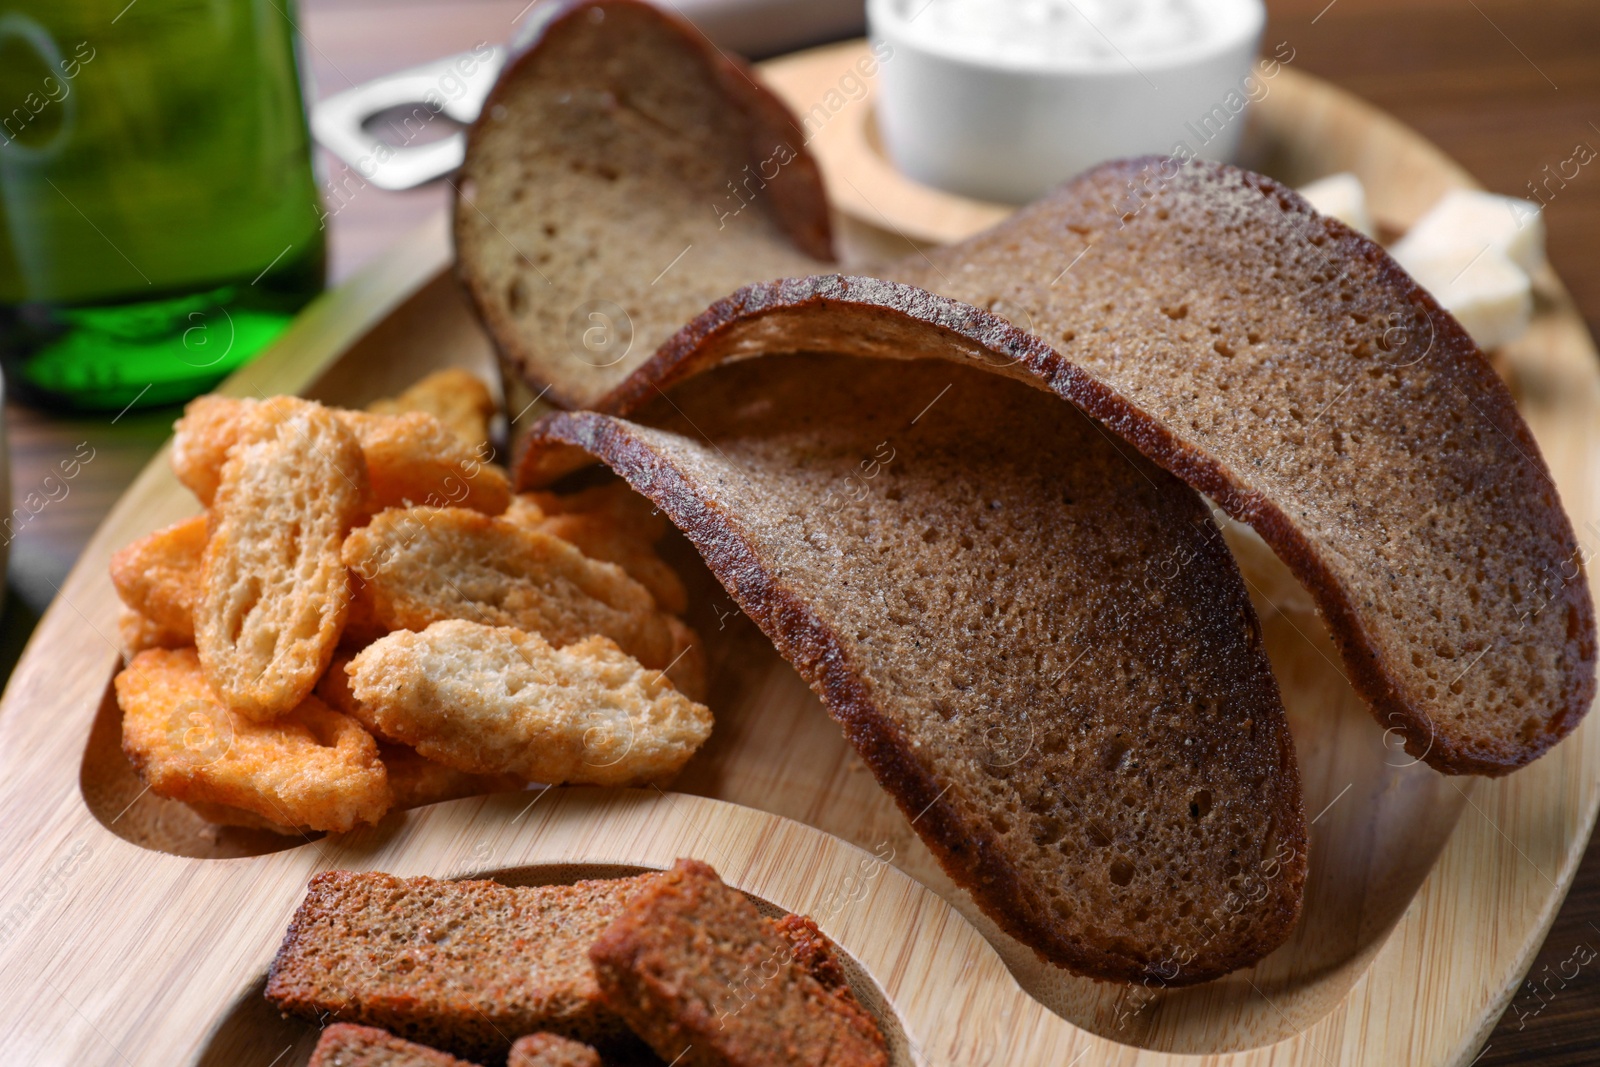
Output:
[{"xmin": 109, "ymin": 370, "xmax": 711, "ymax": 836}]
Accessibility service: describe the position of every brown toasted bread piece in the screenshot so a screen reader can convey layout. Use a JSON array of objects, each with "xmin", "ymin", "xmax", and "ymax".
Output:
[
  {"xmin": 342, "ymin": 507, "xmax": 677, "ymax": 668},
  {"xmin": 589, "ymin": 858, "xmax": 888, "ymax": 1067},
  {"xmin": 265, "ymin": 870, "xmax": 659, "ymax": 1057},
  {"xmin": 347, "ymin": 621, "xmax": 712, "ymax": 786},
  {"xmin": 507, "ymin": 1033, "xmax": 601, "ymax": 1067},
  {"xmin": 368, "ymin": 368, "xmax": 497, "ymax": 455},
  {"xmin": 883, "ymin": 159, "xmax": 1597, "ymax": 774},
  {"xmin": 116, "ymin": 648, "xmax": 390, "ymax": 833},
  {"xmin": 108, "ymin": 513, "xmax": 207, "ymax": 640},
  {"xmin": 524, "ymin": 354, "xmax": 1305, "ymax": 984},
  {"xmin": 455, "ymin": 0, "xmax": 831, "ymax": 413},
  {"xmin": 196, "ymin": 399, "xmax": 367, "ymax": 720},
  {"xmin": 309, "ymin": 1023, "xmax": 482, "ymax": 1067}
]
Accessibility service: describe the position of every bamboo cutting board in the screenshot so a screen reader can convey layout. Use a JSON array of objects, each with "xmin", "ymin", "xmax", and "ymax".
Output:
[{"xmin": 0, "ymin": 43, "xmax": 1596, "ymax": 1067}]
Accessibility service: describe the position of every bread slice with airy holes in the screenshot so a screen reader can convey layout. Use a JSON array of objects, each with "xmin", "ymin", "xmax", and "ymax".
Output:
[
  {"xmin": 877, "ymin": 159, "xmax": 1594, "ymax": 774},
  {"xmin": 454, "ymin": 0, "xmax": 832, "ymax": 414},
  {"xmin": 524, "ymin": 353, "xmax": 1306, "ymax": 984}
]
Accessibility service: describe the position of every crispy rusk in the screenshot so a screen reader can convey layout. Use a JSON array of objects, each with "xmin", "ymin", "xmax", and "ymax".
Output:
[
  {"xmin": 172, "ymin": 394, "xmax": 508, "ymax": 514},
  {"xmin": 340, "ymin": 409, "xmax": 510, "ymax": 515},
  {"xmin": 588, "ymin": 858, "xmax": 889, "ymax": 1067},
  {"xmin": 347, "ymin": 620, "xmax": 712, "ymax": 787},
  {"xmin": 317, "ymin": 651, "xmax": 526, "ymax": 805},
  {"xmin": 109, "ymin": 513, "xmax": 207, "ymax": 639},
  {"xmin": 197, "ymin": 400, "xmax": 367, "ymax": 720},
  {"xmin": 342, "ymin": 507, "xmax": 676, "ymax": 668},
  {"xmin": 504, "ymin": 500, "xmax": 687, "ymax": 613},
  {"xmin": 314, "ymin": 650, "xmax": 367, "ymax": 720},
  {"xmin": 367, "ymin": 368, "xmax": 496, "ymax": 455},
  {"xmin": 265, "ymin": 871, "xmax": 657, "ymax": 1054},
  {"xmin": 117, "ymin": 606, "xmax": 189, "ymax": 659},
  {"xmin": 116, "ymin": 648, "xmax": 391, "ymax": 833},
  {"xmin": 380, "ymin": 743, "xmax": 524, "ymax": 810},
  {"xmin": 309, "ymin": 1024, "xmax": 483, "ymax": 1067},
  {"xmin": 507, "ymin": 1033, "xmax": 601, "ymax": 1067},
  {"xmin": 171, "ymin": 394, "xmax": 255, "ymax": 505}
]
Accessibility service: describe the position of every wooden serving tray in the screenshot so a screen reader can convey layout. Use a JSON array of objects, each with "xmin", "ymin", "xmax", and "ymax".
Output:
[{"xmin": 0, "ymin": 41, "xmax": 1596, "ymax": 1067}]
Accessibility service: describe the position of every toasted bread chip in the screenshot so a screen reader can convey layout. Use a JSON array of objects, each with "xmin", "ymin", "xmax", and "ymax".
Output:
[
  {"xmin": 310, "ymin": 1023, "xmax": 483, "ymax": 1067},
  {"xmin": 341, "ymin": 409, "xmax": 510, "ymax": 515},
  {"xmin": 116, "ymin": 648, "xmax": 390, "ymax": 833},
  {"xmin": 348, "ymin": 620, "xmax": 712, "ymax": 786},
  {"xmin": 508, "ymin": 1033, "xmax": 601, "ymax": 1067},
  {"xmin": 368, "ymin": 368, "xmax": 496, "ymax": 455},
  {"xmin": 117, "ymin": 606, "xmax": 189, "ymax": 659},
  {"xmin": 588, "ymin": 858, "xmax": 889, "ymax": 1067},
  {"xmin": 342, "ymin": 507, "xmax": 676, "ymax": 668},
  {"xmin": 109, "ymin": 514, "xmax": 207, "ymax": 639},
  {"xmin": 172, "ymin": 394, "xmax": 508, "ymax": 514},
  {"xmin": 197, "ymin": 400, "xmax": 367, "ymax": 720},
  {"xmin": 380, "ymin": 743, "xmax": 524, "ymax": 810},
  {"xmin": 318, "ymin": 650, "xmax": 526, "ymax": 802},
  {"xmin": 171, "ymin": 394, "xmax": 252, "ymax": 505},
  {"xmin": 504, "ymin": 493, "xmax": 687, "ymax": 613}
]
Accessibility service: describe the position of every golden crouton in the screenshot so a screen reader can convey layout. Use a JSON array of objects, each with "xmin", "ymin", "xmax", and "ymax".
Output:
[
  {"xmin": 347, "ymin": 620, "xmax": 713, "ymax": 787},
  {"xmin": 316, "ymin": 650, "xmax": 525, "ymax": 806},
  {"xmin": 503, "ymin": 494, "xmax": 687, "ymax": 614},
  {"xmin": 116, "ymin": 606, "xmax": 190, "ymax": 659},
  {"xmin": 367, "ymin": 368, "xmax": 496, "ymax": 455},
  {"xmin": 197, "ymin": 400, "xmax": 367, "ymax": 720},
  {"xmin": 171, "ymin": 394, "xmax": 257, "ymax": 505},
  {"xmin": 116, "ymin": 648, "xmax": 391, "ymax": 833},
  {"xmin": 508, "ymin": 1033, "xmax": 602, "ymax": 1067},
  {"xmin": 380, "ymin": 743, "xmax": 524, "ymax": 810},
  {"xmin": 342, "ymin": 507, "xmax": 677, "ymax": 668},
  {"xmin": 109, "ymin": 514, "xmax": 208, "ymax": 639},
  {"xmin": 339, "ymin": 409, "xmax": 510, "ymax": 516},
  {"xmin": 172, "ymin": 394, "xmax": 508, "ymax": 514}
]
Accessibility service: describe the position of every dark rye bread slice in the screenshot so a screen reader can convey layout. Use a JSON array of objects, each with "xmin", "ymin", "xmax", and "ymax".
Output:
[
  {"xmin": 571, "ymin": 233, "xmax": 1595, "ymax": 775},
  {"xmin": 883, "ymin": 159, "xmax": 1596, "ymax": 774},
  {"xmin": 454, "ymin": 0, "xmax": 832, "ymax": 413},
  {"xmin": 523, "ymin": 353, "xmax": 1306, "ymax": 984},
  {"xmin": 264, "ymin": 870, "xmax": 658, "ymax": 1058}
]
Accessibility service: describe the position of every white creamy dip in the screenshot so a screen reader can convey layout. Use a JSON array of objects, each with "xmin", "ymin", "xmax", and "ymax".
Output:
[{"xmin": 888, "ymin": 0, "xmax": 1255, "ymax": 69}]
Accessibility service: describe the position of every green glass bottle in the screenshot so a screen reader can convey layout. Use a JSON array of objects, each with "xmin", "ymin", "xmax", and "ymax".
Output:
[{"xmin": 0, "ymin": 0, "xmax": 325, "ymax": 411}]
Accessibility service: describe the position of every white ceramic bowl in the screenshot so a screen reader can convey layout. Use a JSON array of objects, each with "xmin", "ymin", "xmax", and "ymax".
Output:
[{"xmin": 868, "ymin": 0, "xmax": 1266, "ymax": 204}]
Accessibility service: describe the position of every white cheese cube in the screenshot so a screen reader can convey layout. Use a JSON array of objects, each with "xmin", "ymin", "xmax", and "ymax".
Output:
[
  {"xmin": 1297, "ymin": 172, "xmax": 1375, "ymax": 238},
  {"xmin": 1391, "ymin": 242, "xmax": 1532, "ymax": 352},
  {"xmin": 1391, "ymin": 189, "xmax": 1545, "ymax": 275}
]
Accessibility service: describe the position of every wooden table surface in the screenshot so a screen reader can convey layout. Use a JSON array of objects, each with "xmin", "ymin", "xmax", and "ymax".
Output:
[{"xmin": 4, "ymin": 0, "xmax": 1596, "ymax": 1061}]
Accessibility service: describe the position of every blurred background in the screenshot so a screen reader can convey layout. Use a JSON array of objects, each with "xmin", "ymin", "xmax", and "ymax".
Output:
[{"xmin": 0, "ymin": 1, "xmax": 1595, "ymax": 1060}]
